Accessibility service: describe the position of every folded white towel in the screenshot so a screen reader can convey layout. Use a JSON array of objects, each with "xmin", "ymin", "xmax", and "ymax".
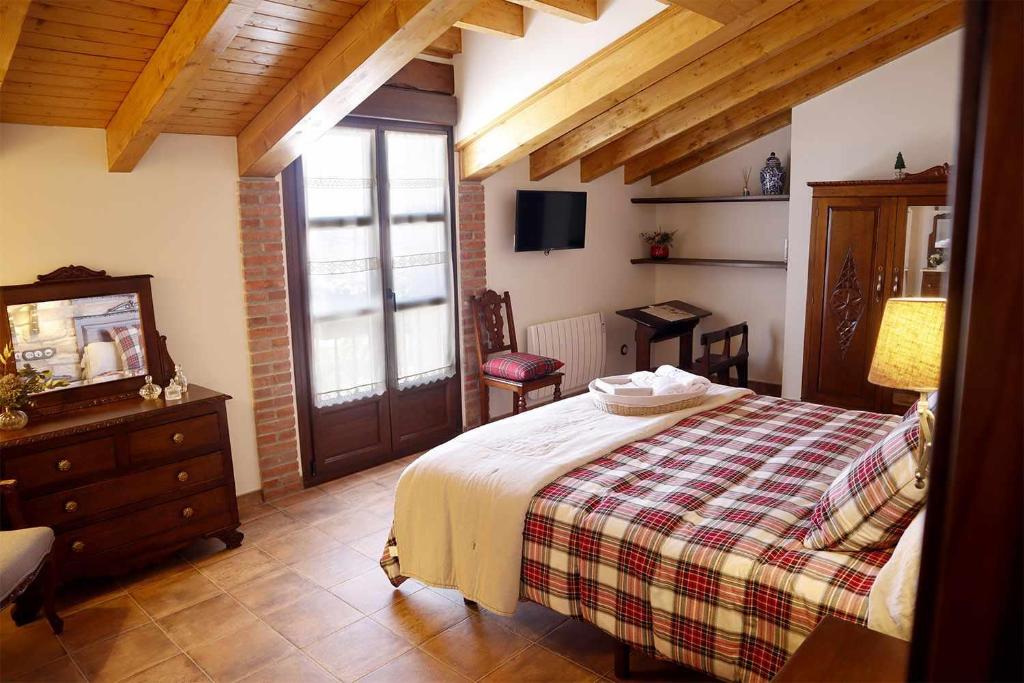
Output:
[
  {"xmin": 654, "ymin": 365, "xmax": 711, "ymax": 389},
  {"xmin": 594, "ymin": 378, "xmax": 652, "ymax": 396},
  {"xmin": 650, "ymin": 377, "xmax": 688, "ymax": 395},
  {"xmin": 628, "ymin": 371, "xmax": 658, "ymax": 387}
]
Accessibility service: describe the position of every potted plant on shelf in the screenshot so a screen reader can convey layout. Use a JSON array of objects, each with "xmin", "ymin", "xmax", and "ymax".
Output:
[
  {"xmin": 0, "ymin": 344, "xmax": 67, "ymax": 431},
  {"xmin": 641, "ymin": 230, "xmax": 677, "ymax": 260}
]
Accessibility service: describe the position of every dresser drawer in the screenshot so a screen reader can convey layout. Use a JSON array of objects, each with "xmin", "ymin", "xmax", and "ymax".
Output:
[
  {"xmin": 4, "ymin": 438, "xmax": 117, "ymax": 491},
  {"xmin": 25, "ymin": 452, "xmax": 225, "ymax": 528},
  {"xmin": 126, "ymin": 413, "xmax": 221, "ymax": 464},
  {"xmin": 59, "ymin": 487, "xmax": 231, "ymax": 559}
]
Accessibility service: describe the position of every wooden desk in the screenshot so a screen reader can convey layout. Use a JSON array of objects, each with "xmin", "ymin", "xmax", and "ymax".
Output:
[
  {"xmin": 616, "ymin": 300, "xmax": 712, "ymax": 372},
  {"xmin": 772, "ymin": 617, "xmax": 909, "ymax": 683}
]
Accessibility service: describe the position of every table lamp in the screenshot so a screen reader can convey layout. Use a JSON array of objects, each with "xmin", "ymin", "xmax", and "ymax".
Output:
[{"xmin": 868, "ymin": 297, "xmax": 946, "ymax": 488}]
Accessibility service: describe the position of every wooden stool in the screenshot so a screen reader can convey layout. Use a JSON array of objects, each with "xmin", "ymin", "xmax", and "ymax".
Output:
[
  {"xmin": 695, "ymin": 322, "xmax": 749, "ymax": 388},
  {"xmin": 469, "ymin": 290, "xmax": 563, "ymax": 424}
]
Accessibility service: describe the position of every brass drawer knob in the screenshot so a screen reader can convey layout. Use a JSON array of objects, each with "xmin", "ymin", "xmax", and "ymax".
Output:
[
  {"xmin": 181, "ymin": 506, "xmax": 195, "ymax": 519},
  {"xmin": 177, "ymin": 471, "xmax": 189, "ymax": 483},
  {"xmin": 56, "ymin": 459, "xmax": 72, "ymax": 472},
  {"xmin": 64, "ymin": 500, "xmax": 79, "ymax": 513},
  {"xmin": 71, "ymin": 540, "xmax": 85, "ymax": 553},
  {"xmin": 172, "ymin": 432, "xmax": 185, "ymax": 445}
]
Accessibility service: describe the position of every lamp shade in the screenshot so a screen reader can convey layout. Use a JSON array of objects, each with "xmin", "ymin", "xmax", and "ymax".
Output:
[{"xmin": 869, "ymin": 298, "xmax": 946, "ymax": 391}]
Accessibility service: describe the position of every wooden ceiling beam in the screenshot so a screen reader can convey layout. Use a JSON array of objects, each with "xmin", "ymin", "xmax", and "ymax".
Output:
[
  {"xmin": 237, "ymin": 0, "xmax": 478, "ymax": 178},
  {"xmin": 529, "ymin": 0, "xmax": 868, "ymax": 181},
  {"xmin": 455, "ymin": 7, "xmax": 751, "ymax": 181},
  {"xmin": 0, "ymin": 0, "xmax": 31, "ymax": 86},
  {"xmin": 662, "ymin": 0, "xmax": 765, "ymax": 24},
  {"xmin": 507, "ymin": 0, "xmax": 598, "ymax": 23},
  {"xmin": 456, "ymin": 0, "xmax": 524, "ymax": 38},
  {"xmin": 424, "ymin": 27, "xmax": 462, "ymax": 57},
  {"xmin": 583, "ymin": 0, "xmax": 952, "ymax": 183},
  {"xmin": 650, "ymin": 110, "xmax": 791, "ymax": 185},
  {"xmin": 105, "ymin": 0, "xmax": 260, "ymax": 172},
  {"xmin": 630, "ymin": 3, "xmax": 963, "ymax": 184}
]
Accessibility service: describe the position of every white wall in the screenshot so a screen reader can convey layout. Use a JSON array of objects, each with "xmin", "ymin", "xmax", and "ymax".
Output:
[
  {"xmin": 454, "ymin": 0, "xmax": 664, "ymax": 139},
  {"xmin": 0, "ymin": 124, "xmax": 262, "ymax": 494},
  {"xmin": 650, "ymin": 127, "xmax": 791, "ymax": 383},
  {"xmin": 481, "ymin": 159, "xmax": 655, "ymax": 411},
  {"xmin": 781, "ymin": 31, "xmax": 963, "ymax": 397}
]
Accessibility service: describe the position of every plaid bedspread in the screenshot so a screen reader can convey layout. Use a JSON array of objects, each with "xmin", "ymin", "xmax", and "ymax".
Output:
[{"xmin": 384, "ymin": 394, "xmax": 900, "ymax": 682}]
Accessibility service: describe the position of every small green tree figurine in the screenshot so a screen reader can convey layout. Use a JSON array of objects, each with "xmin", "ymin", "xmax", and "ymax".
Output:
[{"xmin": 894, "ymin": 152, "xmax": 906, "ymax": 179}]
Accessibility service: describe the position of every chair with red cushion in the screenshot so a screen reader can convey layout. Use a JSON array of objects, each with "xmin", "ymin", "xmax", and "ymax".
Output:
[{"xmin": 469, "ymin": 290, "xmax": 563, "ymax": 424}]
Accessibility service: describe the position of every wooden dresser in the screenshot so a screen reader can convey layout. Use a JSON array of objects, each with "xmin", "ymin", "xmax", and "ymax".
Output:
[{"xmin": 0, "ymin": 386, "xmax": 243, "ymax": 582}]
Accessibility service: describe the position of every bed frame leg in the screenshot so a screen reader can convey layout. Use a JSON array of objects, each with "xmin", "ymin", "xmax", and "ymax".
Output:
[{"xmin": 614, "ymin": 642, "xmax": 631, "ymax": 679}]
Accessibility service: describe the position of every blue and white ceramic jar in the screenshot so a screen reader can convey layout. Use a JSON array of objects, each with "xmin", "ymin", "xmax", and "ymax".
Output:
[{"xmin": 760, "ymin": 152, "xmax": 786, "ymax": 195}]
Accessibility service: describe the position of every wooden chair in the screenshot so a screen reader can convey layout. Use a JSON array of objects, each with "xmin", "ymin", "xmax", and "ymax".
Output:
[
  {"xmin": 695, "ymin": 322, "xmax": 750, "ymax": 388},
  {"xmin": 0, "ymin": 479, "xmax": 63, "ymax": 634},
  {"xmin": 469, "ymin": 290, "xmax": 563, "ymax": 424}
]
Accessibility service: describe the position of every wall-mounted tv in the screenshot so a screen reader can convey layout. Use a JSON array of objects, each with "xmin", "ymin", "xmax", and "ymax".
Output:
[{"xmin": 514, "ymin": 190, "xmax": 587, "ymax": 252}]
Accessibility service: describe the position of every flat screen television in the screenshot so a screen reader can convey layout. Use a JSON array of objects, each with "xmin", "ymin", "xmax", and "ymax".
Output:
[{"xmin": 514, "ymin": 190, "xmax": 587, "ymax": 252}]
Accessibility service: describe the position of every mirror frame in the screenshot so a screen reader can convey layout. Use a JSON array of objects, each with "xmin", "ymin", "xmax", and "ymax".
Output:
[{"xmin": 0, "ymin": 265, "xmax": 168, "ymax": 416}]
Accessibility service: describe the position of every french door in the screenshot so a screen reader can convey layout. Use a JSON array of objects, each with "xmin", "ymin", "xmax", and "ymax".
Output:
[{"xmin": 283, "ymin": 118, "xmax": 461, "ymax": 483}]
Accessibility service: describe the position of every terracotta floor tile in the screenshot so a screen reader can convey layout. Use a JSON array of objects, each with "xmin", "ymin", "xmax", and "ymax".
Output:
[
  {"xmin": 327, "ymin": 481, "xmax": 391, "ymax": 509},
  {"xmin": 258, "ymin": 525, "xmax": 341, "ymax": 565},
  {"xmin": 315, "ymin": 510, "xmax": 389, "ymax": 544},
  {"xmin": 329, "ymin": 569, "xmax": 423, "ymax": 616},
  {"xmin": 56, "ymin": 577, "xmax": 126, "ymax": 615},
  {"xmin": 58, "ymin": 594, "xmax": 151, "ymax": 652},
  {"xmin": 0, "ymin": 618, "xmax": 68, "ymax": 678},
  {"xmin": 281, "ymin": 495, "xmax": 351, "ymax": 527},
  {"xmin": 238, "ymin": 502, "xmax": 276, "ymax": 524},
  {"xmin": 429, "ymin": 587, "xmax": 471, "ymax": 605},
  {"xmin": 478, "ymin": 601, "xmax": 568, "ymax": 641},
  {"xmin": 289, "ymin": 545, "xmax": 376, "ymax": 589},
  {"xmin": 70, "ymin": 624, "xmax": 180, "ymax": 683},
  {"xmin": 5, "ymin": 655, "xmax": 85, "ymax": 682},
  {"xmin": 197, "ymin": 548, "xmax": 283, "ymax": 590},
  {"xmin": 270, "ymin": 488, "xmax": 327, "ymax": 509},
  {"xmin": 120, "ymin": 653, "xmax": 208, "ymax": 683},
  {"xmin": 539, "ymin": 619, "xmax": 617, "ymax": 676},
  {"xmin": 118, "ymin": 556, "xmax": 194, "ymax": 593},
  {"xmin": 236, "ymin": 652, "xmax": 336, "ymax": 683},
  {"xmin": 304, "ymin": 618, "xmax": 411, "ymax": 682},
  {"xmin": 421, "ymin": 614, "xmax": 531, "ymax": 679},
  {"xmin": 229, "ymin": 569, "xmax": 316, "ymax": 616},
  {"xmin": 180, "ymin": 537, "xmax": 248, "ymax": 568},
  {"xmin": 130, "ymin": 570, "xmax": 222, "ymax": 619},
  {"xmin": 262, "ymin": 591, "xmax": 362, "ymax": 648},
  {"xmin": 237, "ymin": 512, "xmax": 304, "ymax": 546},
  {"xmin": 187, "ymin": 621, "xmax": 294, "ymax": 683},
  {"xmin": 371, "ymin": 588, "xmax": 470, "ymax": 645},
  {"xmin": 374, "ymin": 469, "xmax": 404, "ymax": 490},
  {"xmin": 346, "ymin": 528, "xmax": 390, "ymax": 561},
  {"xmin": 359, "ymin": 649, "xmax": 468, "ymax": 683},
  {"xmin": 318, "ymin": 472, "xmax": 374, "ymax": 495},
  {"xmin": 606, "ymin": 650, "xmax": 714, "ymax": 682},
  {"xmin": 480, "ymin": 644, "xmax": 601, "ymax": 683},
  {"xmin": 157, "ymin": 593, "xmax": 257, "ymax": 650}
]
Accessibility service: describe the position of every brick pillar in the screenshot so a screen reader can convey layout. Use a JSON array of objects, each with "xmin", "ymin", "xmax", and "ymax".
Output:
[
  {"xmin": 238, "ymin": 178, "xmax": 303, "ymax": 499},
  {"xmin": 458, "ymin": 181, "xmax": 487, "ymax": 429}
]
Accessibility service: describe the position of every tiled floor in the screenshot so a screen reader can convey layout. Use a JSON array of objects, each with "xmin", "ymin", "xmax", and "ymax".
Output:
[{"xmin": 2, "ymin": 455, "xmax": 705, "ymax": 683}]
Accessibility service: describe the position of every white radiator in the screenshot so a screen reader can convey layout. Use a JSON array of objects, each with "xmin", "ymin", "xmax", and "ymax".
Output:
[{"xmin": 526, "ymin": 312, "xmax": 606, "ymax": 401}]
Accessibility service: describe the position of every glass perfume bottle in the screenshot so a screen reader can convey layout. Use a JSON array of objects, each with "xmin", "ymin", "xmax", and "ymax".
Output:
[
  {"xmin": 164, "ymin": 378, "xmax": 182, "ymax": 401},
  {"xmin": 139, "ymin": 375, "xmax": 162, "ymax": 400},
  {"xmin": 172, "ymin": 364, "xmax": 189, "ymax": 393}
]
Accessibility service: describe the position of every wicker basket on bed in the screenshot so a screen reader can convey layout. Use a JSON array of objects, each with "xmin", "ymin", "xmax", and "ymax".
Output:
[{"xmin": 588, "ymin": 376, "xmax": 708, "ymax": 416}]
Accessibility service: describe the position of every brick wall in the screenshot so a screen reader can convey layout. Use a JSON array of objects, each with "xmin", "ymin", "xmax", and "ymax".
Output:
[
  {"xmin": 238, "ymin": 177, "xmax": 303, "ymax": 499},
  {"xmin": 458, "ymin": 181, "xmax": 487, "ymax": 429}
]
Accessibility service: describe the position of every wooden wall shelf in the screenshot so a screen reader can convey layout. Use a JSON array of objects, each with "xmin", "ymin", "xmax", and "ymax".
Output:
[
  {"xmin": 631, "ymin": 257, "xmax": 788, "ymax": 269},
  {"xmin": 631, "ymin": 195, "xmax": 789, "ymax": 204}
]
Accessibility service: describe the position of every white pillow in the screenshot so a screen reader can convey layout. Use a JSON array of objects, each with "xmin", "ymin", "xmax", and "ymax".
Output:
[
  {"xmin": 82, "ymin": 341, "xmax": 121, "ymax": 379},
  {"xmin": 867, "ymin": 510, "xmax": 925, "ymax": 640}
]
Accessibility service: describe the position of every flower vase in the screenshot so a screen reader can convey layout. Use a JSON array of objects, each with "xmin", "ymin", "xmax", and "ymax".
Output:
[
  {"xmin": 650, "ymin": 244, "xmax": 670, "ymax": 259},
  {"xmin": 0, "ymin": 407, "xmax": 28, "ymax": 431}
]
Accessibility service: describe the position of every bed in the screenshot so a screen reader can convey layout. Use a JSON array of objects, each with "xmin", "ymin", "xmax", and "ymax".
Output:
[{"xmin": 380, "ymin": 389, "xmax": 909, "ymax": 682}]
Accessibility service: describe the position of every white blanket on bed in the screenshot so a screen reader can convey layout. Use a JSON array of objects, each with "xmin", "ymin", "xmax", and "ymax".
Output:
[{"xmin": 389, "ymin": 384, "xmax": 751, "ymax": 615}]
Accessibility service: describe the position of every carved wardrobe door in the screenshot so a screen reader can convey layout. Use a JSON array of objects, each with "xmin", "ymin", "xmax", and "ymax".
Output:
[{"xmin": 802, "ymin": 196, "xmax": 896, "ymax": 410}]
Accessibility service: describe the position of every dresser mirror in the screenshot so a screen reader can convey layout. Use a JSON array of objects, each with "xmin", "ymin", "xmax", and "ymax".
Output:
[
  {"xmin": 0, "ymin": 266, "xmax": 169, "ymax": 415},
  {"xmin": 902, "ymin": 204, "xmax": 953, "ymax": 297}
]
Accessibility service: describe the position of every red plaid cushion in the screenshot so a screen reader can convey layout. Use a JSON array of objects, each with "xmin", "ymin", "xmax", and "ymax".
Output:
[
  {"xmin": 482, "ymin": 352, "xmax": 562, "ymax": 381},
  {"xmin": 803, "ymin": 418, "xmax": 925, "ymax": 551},
  {"xmin": 110, "ymin": 326, "xmax": 145, "ymax": 373}
]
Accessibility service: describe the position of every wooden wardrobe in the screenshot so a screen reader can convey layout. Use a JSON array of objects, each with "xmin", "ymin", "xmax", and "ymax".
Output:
[{"xmin": 801, "ymin": 166, "xmax": 950, "ymax": 412}]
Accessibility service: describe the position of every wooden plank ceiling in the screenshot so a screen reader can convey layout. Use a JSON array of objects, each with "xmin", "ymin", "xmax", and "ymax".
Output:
[{"xmin": 0, "ymin": 0, "xmax": 962, "ymax": 181}]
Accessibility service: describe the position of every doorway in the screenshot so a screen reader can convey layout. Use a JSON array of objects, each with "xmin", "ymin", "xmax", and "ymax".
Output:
[{"xmin": 282, "ymin": 118, "xmax": 462, "ymax": 484}]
